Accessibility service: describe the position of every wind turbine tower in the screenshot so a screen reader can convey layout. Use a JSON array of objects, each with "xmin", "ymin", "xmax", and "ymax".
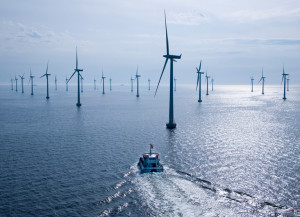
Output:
[
  {"xmin": 205, "ymin": 71, "xmax": 210, "ymax": 96},
  {"xmin": 101, "ymin": 70, "xmax": 106, "ymax": 95},
  {"xmin": 135, "ymin": 65, "xmax": 141, "ymax": 97},
  {"xmin": 15, "ymin": 75, "xmax": 18, "ymax": 92},
  {"xmin": 29, "ymin": 69, "xmax": 35, "ymax": 95},
  {"xmin": 281, "ymin": 66, "xmax": 289, "ymax": 100},
  {"xmin": 94, "ymin": 78, "xmax": 96, "ymax": 90},
  {"xmin": 251, "ymin": 76, "xmax": 254, "ymax": 92},
  {"xmin": 174, "ymin": 78, "xmax": 177, "ymax": 91},
  {"xmin": 155, "ymin": 11, "xmax": 182, "ymax": 129},
  {"xmin": 19, "ymin": 74, "xmax": 25, "ymax": 93},
  {"xmin": 211, "ymin": 76, "xmax": 214, "ymax": 91},
  {"xmin": 258, "ymin": 68, "xmax": 266, "ymax": 95},
  {"xmin": 196, "ymin": 60, "xmax": 204, "ymax": 102},
  {"xmin": 11, "ymin": 78, "xmax": 13, "ymax": 90},
  {"xmin": 40, "ymin": 63, "xmax": 51, "ymax": 99},
  {"xmin": 148, "ymin": 78, "xmax": 151, "ymax": 91},
  {"xmin": 130, "ymin": 76, "xmax": 134, "ymax": 92},
  {"xmin": 67, "ymin": 47, "xmax": 83, "ymax": 106},
  {"xmin": 110, "ymin": 77, "xmax": 112, "ymax": 91},
  {"xmin": 287, "ymin": 76, "xmax": 290, "ymax": 91},
  {"xmin": 55, "ymin": 76, "xmax": 57, "ymax": 90}
]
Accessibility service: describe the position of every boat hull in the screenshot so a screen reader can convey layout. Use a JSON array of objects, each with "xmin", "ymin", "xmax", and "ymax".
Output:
[{"xmin": 138, "ymin": 158, "xmax": 163, "ymax": 173}]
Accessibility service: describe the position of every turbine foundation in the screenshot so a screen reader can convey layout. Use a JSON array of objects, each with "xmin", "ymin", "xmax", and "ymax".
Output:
[{"xmin": 166, "ymin": 122, "xmax": 176, "ymax": 129}]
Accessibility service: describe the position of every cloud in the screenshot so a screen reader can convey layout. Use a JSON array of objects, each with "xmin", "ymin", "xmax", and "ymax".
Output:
[
  {"xmin": 0, "ymin": 20, "xmax": 94, "ymax": 54},
  {"xmin": 228, "ymin": 38, "xmax": 300, "ymax": 46},
  {"xmin": 1, "ymin": 20, "xmax": 65, "ymax": 43},
  {"xmin": 227, "ymin": 7, "xmax": 300, "ymax": 22},
  {"xmin": 168, "ymin": 10, "xmax": 208, "ymax": 25}
]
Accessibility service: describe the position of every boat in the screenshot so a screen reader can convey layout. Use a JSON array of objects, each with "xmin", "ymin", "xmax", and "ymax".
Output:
[{"xmin": 138, "ymin": 144, "xmax": 163, "ymax": 173}]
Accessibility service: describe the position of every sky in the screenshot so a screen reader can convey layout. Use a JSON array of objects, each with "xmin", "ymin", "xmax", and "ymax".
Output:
[{"xmin": 0, "ymin": 0, "xmax": 299, "ymax": 85}]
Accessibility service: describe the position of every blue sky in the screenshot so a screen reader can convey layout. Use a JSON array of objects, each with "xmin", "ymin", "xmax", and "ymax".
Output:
[{"xmin": 0, "ymin": 0, "xmax": 299, "ymax": 85}]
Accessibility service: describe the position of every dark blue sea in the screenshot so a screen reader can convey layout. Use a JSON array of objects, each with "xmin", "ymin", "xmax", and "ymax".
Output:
[{"xmin": 0, "ymin": 84, "xmax": 299, "ymax": 216}]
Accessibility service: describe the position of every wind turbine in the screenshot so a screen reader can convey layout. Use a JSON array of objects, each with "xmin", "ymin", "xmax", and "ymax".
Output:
[
  {"xmin": 40, "ymin": 62, "xmax": 51, "ymax": 99},
  {"xmin": 154, "ymin": 11, "xmax": 182, "ymax": 129},
  {"xmin": 65, "ymin": 76, "xmax": 68, "ymax": 91},
  {"xmin": 211, "ymin": 76, "xmax": 214, "ymax": 91},
  {"xmin": 67, "ymin": 47, "xmax": 83, "ymax": 106},
  {"xmin": 10, "ymin": 78, "xmax": 13, "ymax": 90},
  {"xmin": 174, "ymin": 78, "xmax": 177, "ymax": 91},
  {"xmin": 205, "ymin": 71, "xmax": 210, "ymax": 96},
  {"xmin": 80, "ymin": 75, "xmax": 83, "ymax": 93},
  {"xmin": 19, "ymin": 74, "xmax": 25, "ymax": 93},
  {"xmin": 250, "ymin": 76, "xmax": 254, "ymax": 92},
  {"xmin": 287, "ymin": 75, "xmax": 290, "ymax": 91},
  {"xmin": 148, "ymin": 78, "xmax": 151, "ymax": 91},
  {"xmin": 135, "ymin": 65, "xmax": 141, "ymax": 97},
  {"xmin": 94, "ymin": 78, "xmax": 96, "ymax": 90},
  {"xmin": 196, "ymin": 60, "xmax": 204, "ymax": 102},
  {"xmin": 281, "ymin": 66, "xmax": 289, "ymax": 100},
  {"xmin": 15, "ymin": 75, "xmax": 18, "ymax": 92},
  {"xmin": 55, "ymin": 76, "xmax": 57, "ymax": 91},
  {"xmin": 101, "ymin": 70, "xmax": 106, "ymax": 95},
  {"xmin": 110, "ymin": 77, "xmax": 112, "ymax": 91},
  {"xmin": 130, "ymin": 76, "xmax": 134, "ymax": 92},
  {"xmin": 258, "ymin": 68, "xmax": 266, "ymax": 95},
  {"xmin": 29, "ymin": 69, "xmax": 35, "ymax": 95}
]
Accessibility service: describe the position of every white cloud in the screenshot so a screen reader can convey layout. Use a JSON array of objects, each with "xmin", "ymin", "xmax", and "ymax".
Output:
[
  {"xmin": 168, "ymin": 10, "xmax": 208, "ymax": 25},
  {"xmin": 227, "ymin": 7, "xmax": 300, "ymax": 22},
  {"xmin": 0, "ymin": 20, "xmax": 93, "ymax": 52}
]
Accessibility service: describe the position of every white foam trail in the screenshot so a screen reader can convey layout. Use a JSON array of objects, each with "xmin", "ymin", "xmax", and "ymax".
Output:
[
  {"xmin": 132, "ymin": 165, "xmax": 236, "ymax": 216},
  {"xmin": 113, "ymin": 180, "xmax": 127, "ymax": 189}
]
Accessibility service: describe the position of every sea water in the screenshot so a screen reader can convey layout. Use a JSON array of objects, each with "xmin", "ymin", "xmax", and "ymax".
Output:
[{"xmin": 0, "ymin": 84, "xmax": 299, "ymax": 216}]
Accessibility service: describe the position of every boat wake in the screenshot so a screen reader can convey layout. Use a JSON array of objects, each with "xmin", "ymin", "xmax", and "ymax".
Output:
[{"xmin": 97, "ymin": 164, "xmax": 299, "ymax": 216}]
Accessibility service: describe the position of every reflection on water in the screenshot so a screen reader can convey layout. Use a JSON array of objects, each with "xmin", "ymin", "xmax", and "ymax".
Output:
[{"xmin": 0, "ymin": 84, "xmax": 299, "ymax": 216}]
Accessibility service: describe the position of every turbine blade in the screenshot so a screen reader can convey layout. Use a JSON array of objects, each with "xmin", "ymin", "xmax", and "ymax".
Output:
[
  {"xmin": 67, "ymin": 71, "xmax": 76, "ymax": 83},
  {"xmin": 281, "ymin": 75, "xmax": 284, "ymax": 84},
  {"xmin": 164, "ymin": 10, "xmax": 169, "ymax": 55},
  {"xmin": 154, "ymin": 58, "xmax": 168, "ymax": 96},
  {"xmin": 76, "ymin": 47, "xmax": 78, "ymax": 69},
  {"xmin": 40, "ymin": 74, "xmax": 46, "ymax": 78},
  {"xmin": 199, "ymin": 60, "xmax": 202, "ymax": 71},
  {"xmin": 46, "ymin": 62, "xmax": 49, "ymax": 74},
  {"xmin": 258, "ymin": 77, "xmax": 262, "ymax": 83}
]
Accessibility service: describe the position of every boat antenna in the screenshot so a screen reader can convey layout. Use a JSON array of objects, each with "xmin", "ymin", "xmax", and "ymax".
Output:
[{"xmin": 150, "ymin": 144, "xmax": 154, "ymax": 155}]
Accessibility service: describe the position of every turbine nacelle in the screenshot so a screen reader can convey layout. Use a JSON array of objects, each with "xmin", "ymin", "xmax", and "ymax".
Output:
[{"xmin": 163, "ymin": 54, "xmax": 181, "ymax": 59}]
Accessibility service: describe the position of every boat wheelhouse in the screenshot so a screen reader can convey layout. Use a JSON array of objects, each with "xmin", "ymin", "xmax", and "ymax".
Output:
[{"xmin": 138, "ymin": 144, "xmax": 163, "ymax": 173}]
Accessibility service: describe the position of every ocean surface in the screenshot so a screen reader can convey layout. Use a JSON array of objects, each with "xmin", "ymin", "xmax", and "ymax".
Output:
[{"xmin": 0, "ymin": 83, "xmax": 299, "ymax": 216}]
